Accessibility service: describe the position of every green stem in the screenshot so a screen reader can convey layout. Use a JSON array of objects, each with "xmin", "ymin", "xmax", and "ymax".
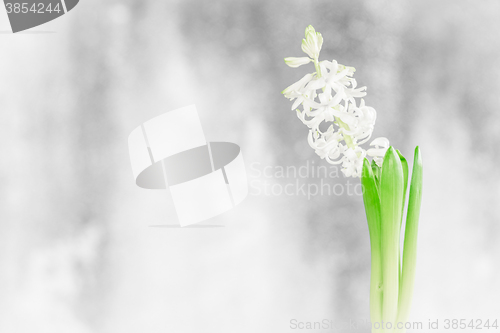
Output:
[
  {"xmin": 336, "ymin": 118, "xmax": 356, "ymax": 150},
  {"xmin": 313, "ymin": 58, "xmax": 321, "ymax": 78}
]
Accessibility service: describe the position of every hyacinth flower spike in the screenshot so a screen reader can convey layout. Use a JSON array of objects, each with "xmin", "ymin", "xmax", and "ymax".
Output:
[{"xmin": 283, "ymin": 26, "xmax": 423, "ymax": 333}]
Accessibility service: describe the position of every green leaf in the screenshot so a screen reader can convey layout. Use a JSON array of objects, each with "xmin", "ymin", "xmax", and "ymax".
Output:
[
  {"xmin": 361, "ymin": 159, "xmax": 383, "ymax": 324},
  {"xmin": 397, "ymin": 146, "xmax": 423, "ymax": 328},
  {"xmin": 396, "ymin": 149, "xmax": 409, "ymax": 216},
  {"xmin": 379, "ymin": 146, "xmax": 405, "ymax": 327},
  {"xmin": 396, "ymin": 150, "xmax": 409, "ymax": 287}
]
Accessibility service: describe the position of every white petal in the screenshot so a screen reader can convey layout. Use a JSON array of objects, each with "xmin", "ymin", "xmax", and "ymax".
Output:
[
  {"xmin": 305, "ymin": 78, "xmax": 326, "ymax": 91},
  {"xmin": 284, "ymin": 57, "xmax": 312, "ymax": 68},
  {"xmin": 370, "ymin": 137, "xmax": 390, "ymax": 148},
  {"xmin": 366, "ymin": 148, "xmax": 388, "ymax": 157},
  {"xmin": 291, "ymin": 96, "xmax": 303, "ymax": 110}
]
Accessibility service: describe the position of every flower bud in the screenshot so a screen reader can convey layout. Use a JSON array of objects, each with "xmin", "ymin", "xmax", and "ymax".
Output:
[{"xmin": 301, "ymin": 25, "xmax": 323, "ymax": 59}]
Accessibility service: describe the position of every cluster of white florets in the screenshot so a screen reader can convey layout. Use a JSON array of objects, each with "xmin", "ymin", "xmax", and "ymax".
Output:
[{"xmin": 283, "ymin": 26, "xmax": 389, "ymax": 177}]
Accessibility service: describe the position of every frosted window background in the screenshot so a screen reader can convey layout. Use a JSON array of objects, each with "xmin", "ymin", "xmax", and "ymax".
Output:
[{"xmin": 0, "ymin": 0, "xmax": 499, "ymax": 332}]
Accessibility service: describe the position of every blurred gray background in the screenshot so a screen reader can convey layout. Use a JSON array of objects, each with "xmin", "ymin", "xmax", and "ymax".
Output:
[{"xmin": 1, "ymin": 0, "xmax": 499, "ymax": 332}]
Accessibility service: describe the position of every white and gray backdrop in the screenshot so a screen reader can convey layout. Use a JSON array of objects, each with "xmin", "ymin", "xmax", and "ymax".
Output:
[{"xmin": 1, "ymin": 0, "xmax": 499, "ymax": 332}]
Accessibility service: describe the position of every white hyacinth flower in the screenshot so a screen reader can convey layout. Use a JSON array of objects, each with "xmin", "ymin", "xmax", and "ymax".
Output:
[{"xmin": 282, "ymin": 26, "xmax": 389, "ymax": 178}]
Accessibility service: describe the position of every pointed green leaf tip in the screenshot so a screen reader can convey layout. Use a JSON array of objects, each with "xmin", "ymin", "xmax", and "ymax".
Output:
[
  {"xmin": 380, "ymin": 146, "xmax": 405, "ymax": 328},
  {"xmin": 396, "ymin": 149, "xmax": 409, "ymax": 228},
  {"xmin": 396, "ymin": 149, "xmax": 408, "ymax": 198}
]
